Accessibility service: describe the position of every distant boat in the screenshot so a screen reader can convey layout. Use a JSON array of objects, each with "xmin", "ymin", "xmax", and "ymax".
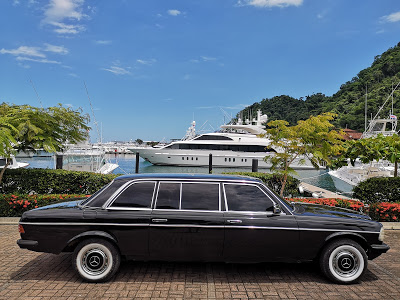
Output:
[
  {"xmin": 58, "ymin": 143, "xmax": 118, "ymax": 174},
  {"xmin": 0, "ymin": 156, "xmax": 29, "ymax": 169},
  {"xmin": 329, "ymin": 84, "xmax": 399, "ymax": 189}
]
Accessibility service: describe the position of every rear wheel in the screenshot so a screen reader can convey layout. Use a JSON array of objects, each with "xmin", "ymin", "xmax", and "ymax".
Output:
[
  {"xmin": 320, "ymin": 239, "xmax": 367, "ymax": 284},
  {"xmin": 73, "ymin": 238, "xmax": 120, "ymax": 282}
]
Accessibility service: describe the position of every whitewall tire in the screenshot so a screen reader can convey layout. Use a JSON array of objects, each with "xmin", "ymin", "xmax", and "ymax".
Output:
[
  {"xmin": 73, "ymin": 238, "xmax": 120, "ymax": 282},
  {"xmin": 320, "ymin": 239, "xmax": 367, "ymax": 284}
]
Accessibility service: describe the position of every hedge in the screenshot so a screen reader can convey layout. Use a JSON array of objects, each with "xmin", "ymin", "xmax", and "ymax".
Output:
[
  {"xmin": 0, "ymin": 194, "xmax": 88, "ymax": 217},
  {"xmin": 0, "ymin": 168, "xmax": 118, "ymax": 195},
  {"xmin": 223, "ymin": 172, "xmax": 301, "ymax": 197},
  {"xmin": 353, "ymin": 177, "xmax": 400, "ymax": 204}
]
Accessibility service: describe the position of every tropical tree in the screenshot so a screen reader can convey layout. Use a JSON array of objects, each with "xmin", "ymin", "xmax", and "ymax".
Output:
[
  {"xmin": 262, "ymin": 113, "xmax": 344, "ymax": 196},
  {"xmin": 332, "ymin": 134, "xmax": 400, "ymax": 177},
  {"xmin": 0, "ymin": 103, "xmax": 90, "ymax": 183}
]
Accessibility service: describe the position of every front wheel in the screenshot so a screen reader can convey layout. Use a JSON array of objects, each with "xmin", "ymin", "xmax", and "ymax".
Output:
[
  {"xmin": 320, "ymin": 239, "xmax": 367, "ymax": 284},
  {"xmin": 73, "ymin": 238, "xmax": 120, "ymax": 282}
]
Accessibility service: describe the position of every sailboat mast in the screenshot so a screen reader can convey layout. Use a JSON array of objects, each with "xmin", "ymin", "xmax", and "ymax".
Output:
[{"xmin": 365, "ymin": 85, "xmax": 367, "ymax": 132}]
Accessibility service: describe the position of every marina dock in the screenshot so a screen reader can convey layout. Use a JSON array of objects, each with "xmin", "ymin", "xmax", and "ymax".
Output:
[{"xmin": 299, "ymin": 182, "xmax": 351, "ymax": 199}]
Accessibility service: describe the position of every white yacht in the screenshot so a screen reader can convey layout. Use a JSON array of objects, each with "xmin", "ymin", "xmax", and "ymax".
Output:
[
  {"xmin": 129, "ymin": 110, "xmax": 318, "ymax": 169},
  {"xmin": 59, "ymin": 143, "xmax": 119, "ymax": 174},
  {"xmin": 0, "ymin": 156, "xmax": 29, "ymax": 169}
]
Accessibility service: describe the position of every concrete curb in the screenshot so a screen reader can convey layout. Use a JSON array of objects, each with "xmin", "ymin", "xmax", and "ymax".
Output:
[{"xmin": 1, "ymin": 217, "xmax": 399, "ymax": 229}]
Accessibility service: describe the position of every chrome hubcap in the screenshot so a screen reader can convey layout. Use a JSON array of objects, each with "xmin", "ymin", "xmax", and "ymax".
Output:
[
  {"xmin": 82, "ymin": 248, "xmax": 109, "ymax": 276},
  {"xmin": 332, "ymin": 249, "xmax": 359, "ymax": 278}
]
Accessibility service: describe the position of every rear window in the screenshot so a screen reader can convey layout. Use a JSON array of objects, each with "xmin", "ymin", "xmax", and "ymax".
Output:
[{"xmin": 85, "ymin": 180, "xmax": 127, "ymax": 207}]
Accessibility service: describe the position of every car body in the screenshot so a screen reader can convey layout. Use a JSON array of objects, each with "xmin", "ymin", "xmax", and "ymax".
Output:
[{"xmin": 17, "ymin": 174, "xmax": 389, "ymax": 283}]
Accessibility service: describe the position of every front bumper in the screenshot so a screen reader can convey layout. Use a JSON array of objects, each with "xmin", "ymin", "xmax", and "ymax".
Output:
[
  {"xmin": 17, "ymin": 239, "xmax": 38, "ymax": 250},
  {"xmin": 369, "ymin": 243, "xmax": 390, "ymax": 260}
]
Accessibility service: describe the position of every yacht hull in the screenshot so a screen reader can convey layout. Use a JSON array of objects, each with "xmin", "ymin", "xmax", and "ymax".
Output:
[{"xmin": 132, "ymin": 148, "xmax": 317, "ymax": 170}]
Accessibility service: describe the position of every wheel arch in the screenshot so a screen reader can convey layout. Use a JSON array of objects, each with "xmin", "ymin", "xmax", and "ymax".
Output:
[
  {"xmin": 63, "ymin": 231, "xmax": 119, "ymax": 252},
  {"xmin": 316, "ymin": 232, "xmax": 369, "ymax": 260}
]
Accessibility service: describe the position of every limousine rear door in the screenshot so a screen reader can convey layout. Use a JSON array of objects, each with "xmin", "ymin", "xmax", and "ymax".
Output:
[
  {"xmin": 222, "ymin": 183, "xmax": 299, "ymax": 262},
  {"xmin": 149, "ymin": 181, "xmax": 224, "ymax": 261}
]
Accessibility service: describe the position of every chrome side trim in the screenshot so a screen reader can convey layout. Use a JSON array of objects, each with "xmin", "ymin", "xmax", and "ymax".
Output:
[{"xmin": 18, "ymin": 222, "xmax": 379, "ymax": 234}]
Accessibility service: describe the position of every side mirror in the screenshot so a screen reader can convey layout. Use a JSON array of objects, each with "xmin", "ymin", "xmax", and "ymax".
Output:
[{"xmin": 273, "ymin": 203, "xmax": 282, "ymax": 215}]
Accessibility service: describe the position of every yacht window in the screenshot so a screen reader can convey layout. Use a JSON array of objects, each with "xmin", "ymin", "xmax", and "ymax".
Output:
[
  {"xmin": 195, "ymin": 135, "xmax": 233, "ymax": 141},
  {"xmin": 111, "ymin": 182, "xmax": 155, "ymax": 208},
  {"xmin": 181, "ymin": 183, "xmax": 219, "ymax": 210}
]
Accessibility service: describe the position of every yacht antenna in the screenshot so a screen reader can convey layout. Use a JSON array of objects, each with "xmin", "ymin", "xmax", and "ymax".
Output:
[
  {"xmin": 366, "ymin": 81, "xmax": 400, "ymax": 132},
  {"xmin": 365, "ymin": 85, "xmax": 367, "ymax": 132},
  {"xmin": 29, "ymin": 79, "xmax": 43, "ymax": 108},
  {"xmin": 84, "ymin": 81, "xmax": 101, "ymax": 143}
]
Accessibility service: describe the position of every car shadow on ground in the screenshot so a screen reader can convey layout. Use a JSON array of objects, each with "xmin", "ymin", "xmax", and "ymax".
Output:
[{"xmin": 10, "ymin": 252, "xmax": 379, "ymax": 285}]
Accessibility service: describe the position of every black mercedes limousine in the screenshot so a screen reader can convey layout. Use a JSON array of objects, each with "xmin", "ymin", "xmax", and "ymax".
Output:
[{"xmin": 17, "ymin": 174, "xmax": 389, "ymax": 284}]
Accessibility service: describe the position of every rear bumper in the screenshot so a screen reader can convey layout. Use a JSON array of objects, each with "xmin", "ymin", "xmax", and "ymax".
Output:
[
  {"xmin": 17, "ymin": 239, "xmax": 38, "ymax": 250},
  {"xmin": 369, "ymin": 243, "xmax": 390, "ymax": 260}
]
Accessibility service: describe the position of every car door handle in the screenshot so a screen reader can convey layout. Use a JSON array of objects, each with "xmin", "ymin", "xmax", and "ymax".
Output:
[
  {"xmin": 226, "ymin": 219, "xmax": 242, "ymax": 224},
  {"xmin": 152, "ymin": 218, "xmax": 168, "ymax": 223}
]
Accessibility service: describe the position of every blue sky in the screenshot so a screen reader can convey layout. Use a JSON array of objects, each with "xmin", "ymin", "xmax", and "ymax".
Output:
[{"xmin": 1, "ymin": 0, "xmax": 400, "ymax": 142}]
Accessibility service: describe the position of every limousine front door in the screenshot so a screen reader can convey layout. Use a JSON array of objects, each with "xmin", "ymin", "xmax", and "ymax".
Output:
[
  {"xmin": 222, "ymin": 183, "xmax": 299, "ymax": 262},
  {"xmin": 149, "ymin": 182, "xmax": 224, "ymax": 261}
]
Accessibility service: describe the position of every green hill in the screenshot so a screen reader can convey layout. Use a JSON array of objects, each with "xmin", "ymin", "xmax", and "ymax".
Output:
[{"xmin": 237, "ymin": 42, "xmax": 400, "ymax": 131}]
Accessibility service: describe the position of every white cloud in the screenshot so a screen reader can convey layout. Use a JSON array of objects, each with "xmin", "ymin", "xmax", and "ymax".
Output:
[
  {"xmin": 44, "ymin": 43, "xmax": 69, "ymax": 54},
  {"xmin": 43, "ymin": 0, "xmax": 87, "ymax": 34},
  {"xmin": 94, "ymin": 40, "xmax": 112, "ymax": 45},
  {"xmin": 0, "ymin": 44, "xmax": 68, "ymax": 66},
  {"xmin": 237, "ymin": 0, "xmax": 303, "ymax": 8},
  {"xmin": 0, "ymin": 46, "xmax": 45, "ymax": 58},
  {"xmin": 380, "ymin": 11, "xmax": 400, "ymax": 23},
  {"xmin": 102, "ymin": 65, "xmax": 131, "ymax": 75},
  {"xmin": 47, "ymin": 21, "xmax": 85, "ymax": 34},
  {"xmin": 201, "ymin": 56, "xmax": 217, "ymax": 62},
  {"xmin": 137, "ymin": 59, "xmax": 156, "ymax": 65},
  {"xmin": 16, "ymin": 56, "xmax": 61, "ymax": 64},
  {"xmin": 167, "ymin": 9, "xmax": 181, "ymax": 16}
]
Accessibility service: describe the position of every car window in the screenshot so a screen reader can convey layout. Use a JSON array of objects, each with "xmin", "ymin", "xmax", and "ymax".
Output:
[
  {"xmin": 181, "ymin": 183, "xmax": 219, "ymax": 211},
  {"xmin": 86, "ymin": 180, "xmax": 128, "ymax": 207},
  {"xmin": 111, "ymin": 181, "xmax": 155, "ymax": 208},
  {"xmin": 156, "ymin": 182, "xmax": 180, "ymax": 209},
  {"xmin": 224, "ymin": 184, "xmax": 274, "ymax": 212}
]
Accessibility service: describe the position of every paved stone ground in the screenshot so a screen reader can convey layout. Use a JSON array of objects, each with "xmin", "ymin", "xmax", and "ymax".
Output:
[{"xmin": 0, "ymin": 225, "xmax": 399, "ymax": 300}]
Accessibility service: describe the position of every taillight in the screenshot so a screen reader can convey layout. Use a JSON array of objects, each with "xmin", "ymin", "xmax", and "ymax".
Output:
[{"xmin": 18, "ymin": 224, "xmax": 25, "ymax": 234}]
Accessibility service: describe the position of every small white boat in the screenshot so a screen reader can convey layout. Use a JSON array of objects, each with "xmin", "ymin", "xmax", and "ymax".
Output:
[
  {"xmin": 0, "ymin": 156, "xmax": 29, "ymax": 169},
  {"xmin": 58, "ymin": 144, "xmax": 118, "ymax": 174}
]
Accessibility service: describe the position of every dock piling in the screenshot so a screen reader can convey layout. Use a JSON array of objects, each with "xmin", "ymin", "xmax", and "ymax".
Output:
[{"xmin": 135, "ymin": 152, "xmax": 140, "ymax": 173}]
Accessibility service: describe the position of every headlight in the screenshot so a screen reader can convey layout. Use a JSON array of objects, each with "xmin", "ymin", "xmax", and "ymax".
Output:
[{"xmin": 378, "ymin": 227, "xmax": 385, "ymax": 242}]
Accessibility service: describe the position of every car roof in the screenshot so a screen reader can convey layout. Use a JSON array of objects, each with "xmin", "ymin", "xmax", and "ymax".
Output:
[{"xmin": 114, "ymin": 173, "xmax": 262, "ymax": 183}]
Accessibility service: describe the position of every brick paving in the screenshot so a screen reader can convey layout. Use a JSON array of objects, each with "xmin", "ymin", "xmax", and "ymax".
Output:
[{"xmin": 0, "ymin": 225, "xmax": 399, "ymax": 300}]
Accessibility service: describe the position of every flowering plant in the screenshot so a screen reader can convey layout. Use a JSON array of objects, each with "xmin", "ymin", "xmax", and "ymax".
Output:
[
  {"xmin": 286, "ymin": 197, "xmax": 400, "ymax": 222},
  {"xmin": 1, "ymin": 194, "xmax": 89, "ymax": 217}
]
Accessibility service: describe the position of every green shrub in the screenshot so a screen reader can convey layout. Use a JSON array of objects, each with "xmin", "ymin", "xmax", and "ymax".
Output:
[
  {"xmin": 223, "ymin": 172, "xmax": 300, "ymax": 197},
  {"xmin": 353, "ymin": 177, "xmax": 400, "ymax": 204},
  {"xmin": 0, "ymin": 168, "xmax": 118, "ymax": 195},
  {"xmin": 0, "ymin": 194, "xmax": 88, "ymax": 217}
]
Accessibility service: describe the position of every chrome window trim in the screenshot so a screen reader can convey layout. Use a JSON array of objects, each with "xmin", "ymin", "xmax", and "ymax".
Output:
[
  {"xmin": 105, "ymin": 207, "xmax": 152, "ymax": 211},
  {"xmin": 104, "ymin": 181, "xmax": 157, "ymax": 209},
  {"xmin": 82, "ymin": 181, "xmax": 114, "ymax": 207},
  {"xmin": 151, "ymin": 208, "xmax": 224, "ymax": 213},
  {"xmin": 181, "ymin": 182, "xmax": 221, "ymax": 212},
  {"xmin": 153, "ymin": 181, "xmax": 221, "ymax": 212},
  {"xmin": 153, "ymin": 181, "xmax": 181, "ymax": 210},
  {"xmin": 223, "ymin": 182, "xmax": 283, "ymax": 214}
]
